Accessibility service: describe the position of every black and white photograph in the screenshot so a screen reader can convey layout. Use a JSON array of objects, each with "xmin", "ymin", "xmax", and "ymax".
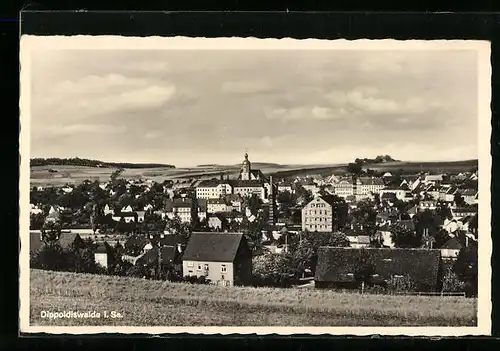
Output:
[{"xmin": 19, "ymin": 36, "xmax": 491, "ymax": 335}]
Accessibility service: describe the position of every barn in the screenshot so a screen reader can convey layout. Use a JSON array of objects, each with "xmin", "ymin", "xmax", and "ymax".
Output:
[{"xmin": 315, "ymin": 247, "xmax": 443, "ymax": 292}]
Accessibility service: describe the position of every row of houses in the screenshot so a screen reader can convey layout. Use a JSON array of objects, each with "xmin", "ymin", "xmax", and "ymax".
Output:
[{"xmin": 30, "ymin": 229, "xmax": 470, "ymax": 291}]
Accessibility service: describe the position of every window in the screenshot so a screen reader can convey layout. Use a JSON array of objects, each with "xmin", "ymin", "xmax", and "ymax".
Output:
[
  {"xmin": 204, "ymin": 264, "xmax": 209, "ymax": 270},
  {"xmin": 197, "ymin": 264, "xmax": 202, "ymax": 271},
  {"xmin": 221, "ymin": 264, "xmax": 227, "ymax": 273},
  {"xmin": 188, "ymin": 270, "xmax": 193, "ymax": 274},
  {"xmin": 187, "ymin": 262, "xmax": 194, "ymax": 268}
]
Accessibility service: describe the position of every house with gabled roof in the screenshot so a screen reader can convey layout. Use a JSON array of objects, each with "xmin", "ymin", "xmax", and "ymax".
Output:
[
  {"xmin": 182, "ymin": 232, "xmax": 252, "ymax": 286},
  {"xmin": 461, "ymin": 188, "xmax": 478, "ymax": 205},
  {"xmin": 440, "ymin": 237, "xmax": 462, "ymax": 260}
]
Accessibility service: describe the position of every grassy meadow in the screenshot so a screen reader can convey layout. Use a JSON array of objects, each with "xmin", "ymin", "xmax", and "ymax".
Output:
[{"xmin": 30, "ymin": 269, "xmax": 477, "ymax": 327}]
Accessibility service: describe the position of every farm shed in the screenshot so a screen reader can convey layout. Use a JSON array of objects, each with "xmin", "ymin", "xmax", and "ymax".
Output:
[{"xmin": 315, "ymin": 247, "xmax": 443, "ymax": 292}]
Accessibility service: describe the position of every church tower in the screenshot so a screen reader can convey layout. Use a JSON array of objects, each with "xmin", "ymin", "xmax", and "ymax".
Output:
[{"xmin": 240, "ymin": 152, "xmax": 251, "ymax": 181}]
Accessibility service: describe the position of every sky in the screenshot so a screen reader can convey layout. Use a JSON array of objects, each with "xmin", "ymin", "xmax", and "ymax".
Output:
[{"xmin": 29, "ymin": 44, "xmax": 479, "ymax": 167}]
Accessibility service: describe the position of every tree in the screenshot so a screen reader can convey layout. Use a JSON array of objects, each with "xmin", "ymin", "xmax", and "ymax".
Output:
[
  {"xmin": 30, "ymin": 243, "xmax": 68, "ymax": 271},
  {"xmin": 252, "ymin": 252, "xmax": 296, "ymax": 287},
  {"xmin": 354, "ymin": 249, "xmax": 376, "ymax": 293},
  {"xmin": 347, "ymin": 162, "xmax": 363, "ymax": 175},
  {"xmin": 453, "ymin": 244, "xmax": 478, "ymax": 297},
  {"xmin": 390, "ymin": 223, "xmax": 420, "ymax": 248},
  {"xmin": 289, "ymin": 231, "xmax": 350, "ymax": 275},
  {"xmin": 454, "ymin": 192, "xmax": 466, "ymax": 206}
]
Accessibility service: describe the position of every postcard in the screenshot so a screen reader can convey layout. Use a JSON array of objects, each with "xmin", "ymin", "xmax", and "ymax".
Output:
[{"xmin": 19, "ymin": 35, "xmax": 491, "ymax": 336}]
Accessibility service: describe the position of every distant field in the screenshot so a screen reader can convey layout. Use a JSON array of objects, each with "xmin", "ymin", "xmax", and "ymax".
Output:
[
  {"xmin": 29, "ymin": 159, "xmax": 478, "ymax": 186},
  {"xmin": 30, "ymin": 269, "xmax": 476, "ymax": 327}
]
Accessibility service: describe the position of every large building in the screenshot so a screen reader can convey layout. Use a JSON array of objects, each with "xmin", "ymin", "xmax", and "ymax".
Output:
[
  {"xmin": 355, "ymin": 177, "xmax": 385, "ymax": 200},
  {"xmin": 196, "ymin": 179, "xmax": 232, "ymax": 199},
  {"xmin": 301, "ymin": 194, "xmax": 348, "ymax": 232},
  {"xmin": 239, "ymin": 152, "xmax": 265, "ymax": 181}
]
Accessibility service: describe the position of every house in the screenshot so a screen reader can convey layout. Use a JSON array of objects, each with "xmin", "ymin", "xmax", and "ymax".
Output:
[
  {"xmin": 225, "ymin": 194, "xmax": 244, "ymax": 212},
  {"xmin": 355, "ymin": 177, "xmax": 385, "ymax": 200},
  {"xmin": 208, "ymin": 214, "xmax": 226, "ymax": 231},
  {"xmin": 277, "ymin": 183, "xmax": 294, "ymax": 194},
  {"xmin": 136, "ymin": 211, "xmax": 146, "ymax": 223},
  {"xmin": 45, "ymin": 207, "xmax": 61, "ymax": 224},
  {"xmin": 134, "ymin": 245, "xmax": 181, "ymax": 269},
  {"xmin": 442, "ymin": 218, "xmax": 460, "ymax": 234},
  {"xmin": 382, "ymin": 172, "xmax": 393, "ymax": 178},
  {"xmin": 333, "ymin": 179, "xmax": 354, "ymax": 199},
  {"xmin": 461, "ymin": 189, "xmax": 478, "ymax": 205},
  {"xmin": 315, "ymin": 247, "xmax": 443, "ymax": 291},
  {"xmin": 424, "ymin": 174, "xmax": 444, "ymax": 185},
  {"xmin": 112, "ymin": 211, "xmax": 138, "ymax": 224},
  {"xmin": 419, "ymin": 200, "xmax": 437, "ymax": 211},
  {"xmin": 103, "ymin": 204, "xmax": 114, "ymax": 216},
  {"xmin": 325, "ymin": 174, "xmax": 340, "ymax": 184},
  {"xmin": 94, "ymin": 242, "xmax": 113, "ymax": 269},
  {"xmin": 301, "ymin": 194, "xmax": 348, "ymax": 232},
  {"xmin": 30, "ymin": 204, "xmax": 43, "ymax": 215},
  {"xmin": 451, "ymin": 206, "xmax": 478, "ymax": 220},
  {"xmin": 379, "ymin": 188, "xmax": 407, "ymax": 201},
  {"xmin": 346, "ymin": 234, "xmax": 371, "ymax": 249},
  {"xmin": 232, "ymin": 179, "xmax": 266, "ymax": 200},
  {"xmin": 197, "ymin": 199, "xmax": 207, "ymax": 221},
  {"xmin": 196, "ymin": 179, "xmax": 232, "ymax": 199},
  {"xmin": 299, "ymin": 178, "xmax": 320, "ymax": 195},
  {"xmin": 182, "ymin": 232, "xmax": 252, "ymax": 286},
  {"xmin": 207, "ymin": 198, "xmax": 231, "ymax": 214},
  {"xmin": 376, "ymin": 227, "xmax": 395, "ymax": 248},
  {"xmin": 165, "ymin": 198, "xmax": 196, "ymax": 224},
  {"xmin": 440, "ymin": 237, "xmax": 462, "ymax": 260},
  {"xmin": 407, "ymin": 206, "xmax": 418, "ymax": 219}
]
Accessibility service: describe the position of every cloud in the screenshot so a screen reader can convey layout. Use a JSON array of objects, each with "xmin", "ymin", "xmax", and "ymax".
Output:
[
  {"xmin": 264, "ymin": 106, "xmax": 346, "ymax": 122},
  {"xmin": 143, "ymin": 131, "xmax": 162, "ymax": 139},
  {"xmin": 42, "ymin": 124, "xmax": 127, "ymax": 137},
  {"xmin": 221, "ymin": 81, "xmax": 274, "ymax": 94},
  {"xmin": 35, "ymin": 73, "xmax": 192, "ymax": 121},
  {"xmin": 326, "ymin": 87, "xmax": 443, "ymax": 115}
]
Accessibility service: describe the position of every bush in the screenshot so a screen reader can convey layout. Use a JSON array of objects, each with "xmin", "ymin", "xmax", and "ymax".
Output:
[
  {"xmin": 181, "ymin": 275, "xmax": 211, "ymax": 284},
  {"xmin": 386, "ymin": 275, "xmax": 417, "ymax": 293},
  {"xmin": 442, "ymin": 268, "xmax": 465, "ymax": 293}
]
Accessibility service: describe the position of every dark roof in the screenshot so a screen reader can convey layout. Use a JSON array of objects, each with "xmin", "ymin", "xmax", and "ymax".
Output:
[
  {"xmin": 124, "ymin": 235, "xmax": 150, "ymax": 249},
  {"xmin": 182, "ymin": 232, "xmax": 245, "ymax": 262},
  {"xmin": 232, "ymin": 179, "xmax": 264, "ymax": 188},
  {"xmin": 441, "ymin": 237, "xmax": 462, "ymax": 250},
  {"xmin": 58, "ymin": 233, "xmax": 82, "ymax": 250},
  {"xmin": 315, "ymin": 247, "xmax": 442, "ymax": 290},
  {"xmin": 158, "ymin": 234, "xmax": 188, "ymax": 246},
  {"xmin": 197, "ymin": 199, "xmax": 207, "ymax": 211},
  {"xmin": 115, "ymin": 212, "xmax": 138, "ymax": 218},
  {"xmin": 95, "ymin": 242, "xmax": 112, "ymax": 254},
  {"xmin": 30, "ymin": 232, "xmax": 43, "ymax": 253},
  {"xmin": 197, "ymin": 179, "xmax": 222, "ymax": 188},
  {"xmin": 207, "ymin": 198, "xmax": 228, "ymax": 205},
  {"xmin": 136, "ymin": 245, "xmax": 178, "ymax": 266},
  {"xmin": 395, "ymin": 220, "xmax": 416, "ymax": 232}
]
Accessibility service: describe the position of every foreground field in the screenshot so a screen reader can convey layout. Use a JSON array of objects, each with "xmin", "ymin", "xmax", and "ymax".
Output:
[{"xmin": 30, "ymin": 269, "xmax": 477, "ymax": 327}]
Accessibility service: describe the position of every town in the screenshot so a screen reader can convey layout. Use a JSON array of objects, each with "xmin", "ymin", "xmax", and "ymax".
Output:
[{"xmin": 29, "ymin": 152, "xmax": 479, "ymax": 297}]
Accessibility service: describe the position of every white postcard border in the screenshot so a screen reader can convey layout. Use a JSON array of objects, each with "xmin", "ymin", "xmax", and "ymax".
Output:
[{"xmin": 19, "ymin": 35, "xmax": 492, "ymax": 336}]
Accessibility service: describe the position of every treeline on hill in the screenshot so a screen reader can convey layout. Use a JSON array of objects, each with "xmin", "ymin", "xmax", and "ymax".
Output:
[
  {"xmin": 355, "ymin": 155, "xmax": 399, "ymax": 164},
  {"xmin": 30, "ymin": 158, "xmax": 175, "ymax": 169}
]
